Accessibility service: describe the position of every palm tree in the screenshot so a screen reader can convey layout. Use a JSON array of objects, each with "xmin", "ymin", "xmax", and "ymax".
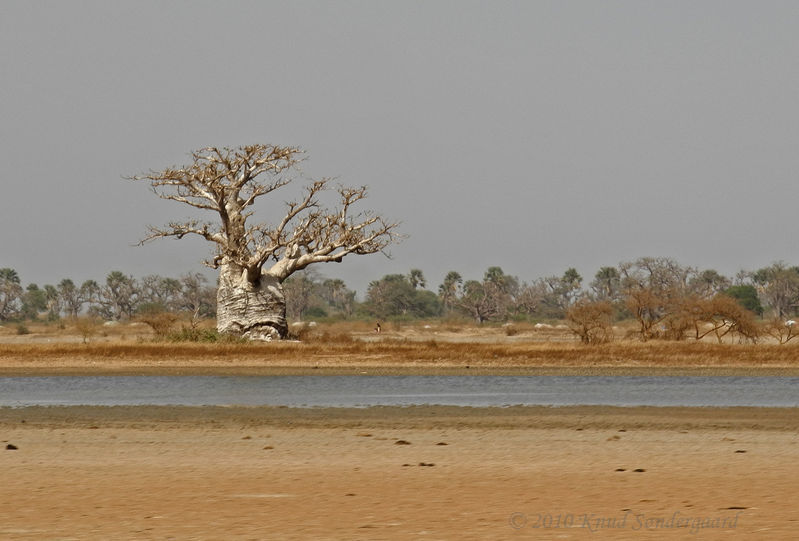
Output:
[{"xmin": 0, "ymin": 268, "xmax": 22, "ymax": 321}]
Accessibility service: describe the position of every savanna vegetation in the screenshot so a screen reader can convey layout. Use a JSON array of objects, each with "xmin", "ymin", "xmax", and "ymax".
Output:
[
  {"xmin": 7, "ymin": 142, "xmax": 772, "ymax": 350},
  {"xmin": 2, "ymin": 321, "xmax": 798, "ymax": 373},
  {"xmin": 2, "ymin": 257, "xmax": 799, "ymax": 349}
]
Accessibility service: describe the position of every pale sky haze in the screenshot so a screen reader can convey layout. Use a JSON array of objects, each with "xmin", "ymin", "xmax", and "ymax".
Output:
[{"xmin": 1, "ymin": 1, "xmax": 798, "ymax": 295}]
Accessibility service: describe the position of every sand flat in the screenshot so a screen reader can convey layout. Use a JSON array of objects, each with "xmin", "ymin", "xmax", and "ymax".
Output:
[{"xmin": 1, "ymin": 405, "xmax": 797, "ymax": 540}]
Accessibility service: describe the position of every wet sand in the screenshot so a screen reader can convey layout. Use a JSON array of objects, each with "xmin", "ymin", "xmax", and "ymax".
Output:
[{"xmin": 1, "ymin": 405, "xmax": 797, "ymax": 540}]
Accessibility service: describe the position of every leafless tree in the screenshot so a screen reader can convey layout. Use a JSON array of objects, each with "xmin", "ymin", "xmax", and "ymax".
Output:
[
  {"xmin": 139, "ymin": 275, "xmax": 183, "ymax": 311},
  {"xmin": 619, "ymin": 257, "xmax": 696, "ymax": 341},
  {"xmin": 752, "ymin": 262, "xmax": 799, "ymax": 318},
  {"xmin": 284, "ymin": 269, "xmax": 322, "ymax": 321},
  {"xmin": 131, "ymin": 144, "xmax": 400, "ymax": 339},
  {"xmin": 521, "ymin": 282, "xmax": 549, "ymax": 315},
  {"xmin": 177, "ymin": 272, "xmax": 216, "ymax": 325},
  {"xmin": 537, "ymin": 268, "xmax": 583, "ymax": 318},
  {"xmin": 57, "ymin": 279, "xmax": 82, "ymax": 319},
  {"xmin": 458, "ymin": 280, "xmax": 501, "ymax": 323}
]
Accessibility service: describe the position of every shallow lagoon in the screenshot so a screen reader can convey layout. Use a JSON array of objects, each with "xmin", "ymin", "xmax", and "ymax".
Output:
[{"xmin": 1, "ymin": 375, "xmax": 797, "ymax": 407}]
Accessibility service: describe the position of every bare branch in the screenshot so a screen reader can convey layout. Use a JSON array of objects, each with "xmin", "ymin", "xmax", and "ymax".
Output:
[
  {"xmin": 138, "ymin": 220, "xmax": 226, "ymax": 246},
  {"xmin": 129, "ymin": 144, "xmax": 302, "ymax": 258},
  {"xmin": 131, "ymin": 144, "xmax": 401, "ymax": 283},
  {"xmin": 265, "ymin": 184, "xmax": 402, "ymax": 279}
]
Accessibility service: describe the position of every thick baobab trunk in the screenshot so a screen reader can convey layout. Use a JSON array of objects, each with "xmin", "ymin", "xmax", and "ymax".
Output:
[{"xmin": 216, "ymin": 263, "xmax": 288, "ymax": 341}]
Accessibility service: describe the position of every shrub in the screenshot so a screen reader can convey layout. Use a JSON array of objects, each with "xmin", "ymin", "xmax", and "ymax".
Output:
[
  {"xmin": 761, "ymin": 318, "xmax": 799, "ymax": 344},
  {"xmin": 566, "ymin": 300, "xmax": 614, "ymax": 344},
  {"xmin": 166, "ymin": 326, "xmax": 247, "ymax": 343},
  {"xmin": 304, "ymin": 306, "xmax": 329, "ymax": 319},
  {"xmin": 74, "ymin": 317, "xmax": 98, "ymax": 343},
  {"xmin": 138, "ymin": 311, "xmax": 179, "ymax": 338},
  {"xmin": 692, "ymin": 295, "xmax": 759, "ymax": 344}
]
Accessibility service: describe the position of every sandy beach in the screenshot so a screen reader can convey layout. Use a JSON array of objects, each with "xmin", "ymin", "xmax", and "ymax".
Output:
[
  {"xmin": 1, "ymin": 329, "xmax": 797, "ymax": 539},
  {"xmin": 1, "ymin": 405, "xmax": 797, "ymax": 540}
]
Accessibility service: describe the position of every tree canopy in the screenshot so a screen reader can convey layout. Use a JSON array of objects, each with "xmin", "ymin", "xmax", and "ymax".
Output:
[{"xmin": 131, "ymin": 144, "xmax": 401, "ymax": 282}]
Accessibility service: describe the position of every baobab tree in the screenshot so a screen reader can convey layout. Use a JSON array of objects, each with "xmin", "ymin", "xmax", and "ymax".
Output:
[{"xmin": 131, "ymin": 144, "xmax": 400, "ymax": 340}]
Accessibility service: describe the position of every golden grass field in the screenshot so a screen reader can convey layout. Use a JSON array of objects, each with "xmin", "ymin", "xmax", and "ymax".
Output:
[{"xmin": 0, "ymin": 318, "xmax": 797, "ymax": 375}]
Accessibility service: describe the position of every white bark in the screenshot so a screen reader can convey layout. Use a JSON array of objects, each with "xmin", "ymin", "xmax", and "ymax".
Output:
[
  {"xmin": 216, "ymin": 262, "xmax": 287, "ymax": 340},
  {"xmin": 132, "ymin": 145, "xmax": 401, "ymax": 340}
]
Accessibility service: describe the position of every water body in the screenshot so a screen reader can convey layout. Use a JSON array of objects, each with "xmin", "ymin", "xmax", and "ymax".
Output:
[{"xmin": 0, "ymin": 376, "xmax": 797, "ymax": 407}]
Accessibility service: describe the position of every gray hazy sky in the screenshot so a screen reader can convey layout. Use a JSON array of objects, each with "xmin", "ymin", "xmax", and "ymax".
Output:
[{"xmin": 2, "ymin": 1, "xmax": 798, "ymax": 295}]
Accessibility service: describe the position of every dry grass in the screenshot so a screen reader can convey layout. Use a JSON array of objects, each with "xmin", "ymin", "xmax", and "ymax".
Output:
[
  {"xmin": 1, "ymin": 333, "xmax": 798, "ymax": 371},
  {"xmin": 0, "ymin": 319, "xmax": 156, "ymax": 341},
  {"xmin": 1, "ymin": 318, "xmax": 797, "ymax": 372}
]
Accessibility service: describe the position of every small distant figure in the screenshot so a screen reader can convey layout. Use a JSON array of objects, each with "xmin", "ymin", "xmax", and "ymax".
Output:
[{"xmin": 375, "ymin": 322, "xmax": 382, "ymax": 333}]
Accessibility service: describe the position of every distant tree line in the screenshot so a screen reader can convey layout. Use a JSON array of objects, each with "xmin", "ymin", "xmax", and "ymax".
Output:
[
  {"xmin": 358, "ymin": 258, "xmax": 799, "ymax": 343},
  {"xmin": 282, "ymin": 269, "xmax": 357, "ymax": 321},
  {"xmin": 4, "ymin": 258, "xmax": 799, "ymax": 344},
  {"xmin": 0, "ymin": 269, "xmax": 215, "ymax": 324}
]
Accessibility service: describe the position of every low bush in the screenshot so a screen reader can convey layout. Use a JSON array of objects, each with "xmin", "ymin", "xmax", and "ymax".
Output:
[
  {"xmin": 138, "ymin": 312, "xmax": 179, "ymax": 338},
  {"xmin": 165, "ymin": 326, "xmax": 247, "ymax": 343}
]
